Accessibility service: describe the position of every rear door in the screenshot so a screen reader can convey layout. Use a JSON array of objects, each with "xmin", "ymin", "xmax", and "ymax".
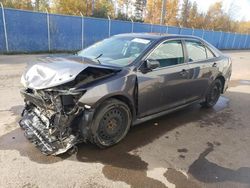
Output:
[
  {"xmin": 184, "ymin": 40, "xmax": 218, "ymax": 102},
  {"xmin": 137, "ymin": 40, "xmax": 190, "ymax": 117}
]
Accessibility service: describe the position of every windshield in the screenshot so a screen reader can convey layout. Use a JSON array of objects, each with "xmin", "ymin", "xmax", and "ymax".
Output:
[{"xmin": 77, "ymin": 36, "xmax": 152, "ymax": 67}]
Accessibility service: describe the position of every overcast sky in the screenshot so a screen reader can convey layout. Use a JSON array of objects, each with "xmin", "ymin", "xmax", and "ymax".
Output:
[{"xmin": 189, "ymin": 0, "xmax": 250, "ymax": 21}]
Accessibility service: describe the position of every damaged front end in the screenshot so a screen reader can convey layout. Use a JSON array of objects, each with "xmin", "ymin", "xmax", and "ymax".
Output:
[
  {"xmin": 19, "ymin": 88, "xmax": 84, "ymax": 155},
  {"xmin": 19, "ymin": 59, "xmax": 117, "ymax": 155}
]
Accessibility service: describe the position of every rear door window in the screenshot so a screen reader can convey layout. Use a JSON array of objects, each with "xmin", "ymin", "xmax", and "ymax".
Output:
[
  {"xmin": 206, "ymin": 47, "xmax": 216, "ymax": 59},
  {"xmin": 185, "ymin": 40, "xmax": 207, "ymax": 62}
]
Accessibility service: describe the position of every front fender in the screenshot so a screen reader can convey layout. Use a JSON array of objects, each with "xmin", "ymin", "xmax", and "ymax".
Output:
[{"xmin": 78, "ymin": 71, "xmax": 137, "ymax": 109}]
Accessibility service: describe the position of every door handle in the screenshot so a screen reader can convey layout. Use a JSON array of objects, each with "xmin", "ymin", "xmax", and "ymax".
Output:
[
  {"xmin": 212, "ymin": 63, "xmax": 217, "ymax": 67},
  {"xmin": 180, "ymin": 69, "xmax": 188, "ymax": 77}
]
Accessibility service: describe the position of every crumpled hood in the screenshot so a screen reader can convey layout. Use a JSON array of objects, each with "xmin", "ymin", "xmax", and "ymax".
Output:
[{"xmin": 21, "ymin": 56, "xmax": 110, "ymax": 90}]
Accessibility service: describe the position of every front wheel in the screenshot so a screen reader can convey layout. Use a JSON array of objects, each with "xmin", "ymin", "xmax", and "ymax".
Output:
[
  {"xmin": 201, "ymin": 79, "xmax": 222, "ymax": 108},
  {"xmin": 90, "ymin": 99, "xmax": 132, "ymax": 148}
]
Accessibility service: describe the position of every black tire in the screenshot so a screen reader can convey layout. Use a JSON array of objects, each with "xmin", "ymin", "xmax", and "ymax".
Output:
[
  {"xmin": 90, "ymin": 99, "xmax": 132, "ymax": 148},
  {"xmin": 201, "ymin": 79, "xmax": 222, "ymax": 108}
]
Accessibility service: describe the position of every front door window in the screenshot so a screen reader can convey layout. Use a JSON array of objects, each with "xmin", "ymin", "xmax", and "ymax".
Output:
[{"xmin": 148, "ymin": 40, "xmax": 184, "ymax": 68}]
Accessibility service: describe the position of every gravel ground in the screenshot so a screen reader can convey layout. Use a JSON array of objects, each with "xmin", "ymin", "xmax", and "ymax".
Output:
[{"xmin": 0, "ymin": 51, "xmax": 250, "ymax": 188}]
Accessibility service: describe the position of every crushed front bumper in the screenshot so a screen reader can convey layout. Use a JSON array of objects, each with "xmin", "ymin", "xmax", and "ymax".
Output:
[
  {"xmin": 19, "ymin": 106, "xmax": 79, "ymax": 155},
  {"xmin": 19, "ymin": 87, "xmax": 96, "ymax": 155}
]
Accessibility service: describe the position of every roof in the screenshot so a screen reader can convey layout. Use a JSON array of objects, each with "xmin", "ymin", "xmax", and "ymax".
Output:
[
  {"xmin": 114, "ymin": 33, "xmax": 202, "ymax": 41},
  {"xmin": 114, "ymin": 32, "xmax": 222, "ymax": 56}
]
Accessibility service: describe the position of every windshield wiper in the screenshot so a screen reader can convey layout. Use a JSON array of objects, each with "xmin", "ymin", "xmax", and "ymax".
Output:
[
  {"xmin": 79, "ymin": 55, "xmax": 101, "ymax": 65},
  {"xmin": 95, "ymin": 54, "xmax": 103, "ymax": 64}
]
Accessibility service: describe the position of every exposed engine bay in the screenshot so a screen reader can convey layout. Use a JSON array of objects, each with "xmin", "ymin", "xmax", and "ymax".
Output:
[{"xmin": 19, "ymin": 58, "xmax": 118, "ymax": 155}]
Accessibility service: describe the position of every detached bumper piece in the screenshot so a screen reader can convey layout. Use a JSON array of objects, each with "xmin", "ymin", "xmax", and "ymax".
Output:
[{"xmin": 19, "ymin": 107, "xmax": 78, "ymax": 155}]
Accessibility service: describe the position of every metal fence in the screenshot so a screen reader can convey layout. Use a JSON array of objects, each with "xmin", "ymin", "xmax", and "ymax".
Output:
[{"xmin": 0, "ymin": 6, "xmax": 250, "ymax": 53}]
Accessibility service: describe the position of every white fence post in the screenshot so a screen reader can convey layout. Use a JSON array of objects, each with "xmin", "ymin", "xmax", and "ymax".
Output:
[
  {"xmin": 108, "ymin": 16, "xmax": 111, "ymax": 37},
  {"xmin": 0, "ymin": 2, "xmax": 9, "ymax": 52},
  {"xmin": 178, "ymin": 24, "xmax": 182, "ymax": 34},
  {"xmin": 130, "ymin": 18, "xmax": 134, "ymax": 33},
  {"xmin": 179, "ymin": 27, "xmax": 182, "ymax": 34},
  {"xmin": 166, "ymin": 25, "xmax": 168, "ymax": 33},
  {"xmin": 201, "ymin": 28, "xmax": 205, "ymax": 39},
  {"xmin": 150, "ymin": 23, "xmax": 153, "ymax": 33},
  {"xmin": 244, "ymin": 33, "xmax": 248, "ymax": 49},
  {"xmin": 192, "ymin": 27, "xmax": 194, "ymax": 35},
  {"xmin": 46, "ymin": 9, "xmax": 50, "ymax": 51},
  {"xmin": 80, "ymin": 12, "xmax": 84, "ymax": 49}
]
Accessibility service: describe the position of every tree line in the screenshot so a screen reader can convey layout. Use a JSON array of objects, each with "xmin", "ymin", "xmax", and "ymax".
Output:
[{"xmin": 1, "ymin": 0, "xmax": 250, "ymax": 33}]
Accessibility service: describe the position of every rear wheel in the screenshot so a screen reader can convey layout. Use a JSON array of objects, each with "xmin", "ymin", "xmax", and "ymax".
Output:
[
  {"xmin": 201, "ymin": 79, "xmax": 222, "ymax": 108},
  {"xmin": 91, "ymin": 99, "xmax": 132, "ymax": 148}
]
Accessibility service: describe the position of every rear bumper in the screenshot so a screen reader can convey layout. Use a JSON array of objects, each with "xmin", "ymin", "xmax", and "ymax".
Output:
[
  {"xmin": 223, "ymin": 77, "xmax": 230, "ymax": 93},
  {"xmin": 222, "ymin": 61, "xmax": 232, "ymax": 93}
]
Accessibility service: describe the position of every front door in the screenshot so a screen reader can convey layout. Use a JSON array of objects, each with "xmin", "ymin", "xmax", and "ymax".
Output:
[{"xmin": 137, "ymin": 40, "xmax": 190, "ymax": 117}]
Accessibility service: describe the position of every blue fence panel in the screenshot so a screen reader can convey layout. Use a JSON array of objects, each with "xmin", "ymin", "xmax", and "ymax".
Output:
[
  {"xmin": 238, "ymin": 34, "xmax": 244, "ymax": 49},
  {"xmin": 193, "ymin": 29, "xmax": 203, "ymax": 38},
  {"xmin": 180, "ymin": 28, "xmax": 193, "ymax": 35},
  {"xmin": 228, "ymin": 33, "xmax": 234, "ymax": 49},
  {"xmin": 217, "ymin": 32, "xmax": 224, "ymax": 49},
  {"xmin": 217, "ymin": 31, "xmax": 224, "ymax": 49},
  {"xmin": 224, "ymin": 33, "xmax": 231, "ymax": 49},
  {"xmin": 246, "ymin": 35, "xmax": 250, "ymax": 48},
  {"xmin": 83, "ymin": 17, "xmax": 109, "ymax": 48},
  {"xmin": 232, "ymin": 34, "xmax": 241, "ymax": 49},
  {"xmin": 221, "ymin": 32, "xmax": 230, "ymax": 49},
  {"xmin": 0, "ymin": 8, "xmax": 6, "ymax": 52},
  {"xmin": 220, "ymin": 32, "xmax": 229, "ymax": 49},
  {"xmin": 50, "ymin": 14, "xmax": 82, "ymax": 51},
  {"xmin": 237, "ymin": 34, "xmax": 245, "ymax": 49},
  {"xmin": 235, "ymin": 34, "xmax": 241, "ymax": 49},
  {"xmin": 231, "ymin": 34, "xmax": 237, "ymax": 49},
  {"xmin": 242, "ymin": 35, "xmax": 249, "ymax": 49},
  {"xmin": 152, "ymin": 25, "xmax": 165, "ymax": 33},
  {"xmin": 5, "ymin": 9, "xmax": 48, "ymax": 52},
  {"xmin": 241, "ymin": 35, "xmax": 245, "ymax": 49},
  {"xmin": 226, "ymin": 33, "xmax": 234, "ymax": 49},
  {"xmin": 133, "ymin": 22, "xmax": 151, "ymax": 33},
  {"xmin": 238, "ymin": 34, "xmax": 246, "ymax": 49},
  {"xmin": 111, "ymin": 20, "xmax": 132, "ymax": 35},
  {"xmin": 162, "ymin": 26, "xmax": 168, "ymax": 33},
  {"xmin": 227, "ymin": 33, "xmax": 234, "ymax": 49},
  {"xmin": 202, "ymin": 30, "xmax": 213, "ymax": 44},
  {"xmin": 241, "ymin": 34, "xmax": 247, "ymax": 49},
  {"xmin": 1, "ymin": 8, "xmax": 250, "ymax": 53},
  {"xmin": 167, "ymin": 26, "xmax": 180, "ymax": 34},
  {"xmin": 210, "ymin": 31, "xmax": 221, "ymax": 48}
]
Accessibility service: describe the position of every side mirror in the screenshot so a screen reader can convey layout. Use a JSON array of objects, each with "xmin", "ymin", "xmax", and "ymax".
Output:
[{"xmin": 146, "ymin": 59, "xmax": 160, "ymax": 70}]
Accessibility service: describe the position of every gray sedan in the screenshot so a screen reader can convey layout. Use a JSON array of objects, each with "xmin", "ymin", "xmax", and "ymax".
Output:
[{"xmin": 19, "ymin": 33, "xmax": 232, "ymax": 155}]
